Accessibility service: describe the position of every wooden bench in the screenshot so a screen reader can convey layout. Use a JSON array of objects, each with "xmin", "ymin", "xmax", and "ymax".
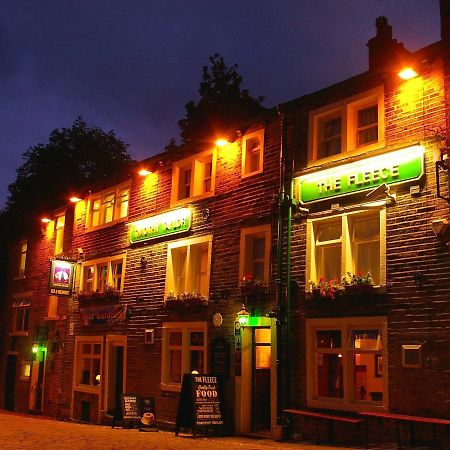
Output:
[
  {"xmin": 359, "ymin": 411, "xmax": 450, "ymax": 449},
  {"xmin": 284, "ymin": 408, "xmax": 363, "ymax": 445}
]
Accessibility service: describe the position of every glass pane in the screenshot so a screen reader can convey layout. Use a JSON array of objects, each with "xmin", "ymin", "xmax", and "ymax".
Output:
[
  {"xmin": 316, "ymin": 221, "xmax": 341, "ymax": 243},
  {"xmin": 255, "ymin": 328, "xmax": 271, "ymax": 344},
  {"xmin": 103, "ymin": 194, "xmax": 114, "ymax": 223},
  {"xmin": 358, "ymin": 105, "xmax": 377, "ymax": 127},
  {"xmin": 172, "ymin": 247, "xmax": 187, "ymax": 294},
  {"xmin": 353, "ymin": 353, "xmax": 383, "ymax": 402},
  {"xmin": 255, "ymin": 346, "xmax": 271, "ymax": 369},
  {"xmin": 353, "ymin": 217, "xmax": 379, "ymax": 240},
  {"xmin": 190, "ymin": 331, "xmax": 204, "ymax": 346},
  {"xmin": 82, "ymin": 344, "xmax": 91, "ymax": 354},
  {"xmin": 169, "ymin": 331, "xmax": 182, "ymax": 346},
  {"xmin": 316, "ymin": 330, "xmax": 341, "ymax": 348},
  {"xmin": 169, "ymin": 349, "xmax": 182, "ymax": 383},
  {"xmin": 324, "ymin": 117, "xmax": 341, "ymax": 138},
  {"xmin": 352, "ymin": 330, "xmax": 381, "ymax": 350},
  {"xmin": 358, "ymin": 126, "xmax": 378, "ymax": 146},
  {"xmin": 253, "ymin": 237, "xmax": 265, "ymax": 260},
  {"xmin": 93, "ymin": 344, "xmax": 101, "ymax": 354},
  {"xmin": 354, "ymin": 241, "xmax": 380, "ymax": 285},
  {"xmin": 179, "ymin": 167, "xmax": 191, "ymax": 200},
  {"xmin": 246, "ymin": 137, "xmax": 261, "ymax": 173},
  {"xmin": 190, "ymin": 243, "xmax": 209, "ymax": 296},
  {"xmin": 317, "ymin": 245, "xmax": 341, "ymax": 280},
  {"xmin": 317, "ymin": 353, "xmax": 343, "ymax": 398},
  {"xmin": 190, "ymin": 350, "xmax": 204, "ymax": 374},
  {"xmin": 118, "ymin": 189, "xmax": 129, "ymax": 218},
  {"xmin": 92, "ymin": 359, "xmax": 101, "ymax": 385},
  {"xmin": 80, "ymin": 358, "xmax": 91, "ymax": 384},
  {"xmin": 23, "ymin": 309, "xmax": 29, "ymax": 331}
]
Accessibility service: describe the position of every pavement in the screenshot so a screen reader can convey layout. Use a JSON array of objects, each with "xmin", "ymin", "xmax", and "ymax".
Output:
[{"xmin": 0, "ymin": 410, "xmax": 356, "ymax": 450}]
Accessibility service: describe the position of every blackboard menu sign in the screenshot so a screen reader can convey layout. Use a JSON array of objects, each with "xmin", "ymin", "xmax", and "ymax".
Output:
[
  {"xmin": 175, "ymin": 373, "xmax": 224, "ymax": 436},
  {"xmin": 121, "ymin": 393, "xmax": 141, "ymax": 422}
]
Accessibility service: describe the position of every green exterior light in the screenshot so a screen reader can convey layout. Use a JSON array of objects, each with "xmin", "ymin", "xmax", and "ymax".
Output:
[
  {"xmin": 237, "ymin": 304, "xmax": 250, "ymax": 328},
  {"xmin": 31, "ymin": 343, "xmax": 39, "ymax": 354}
]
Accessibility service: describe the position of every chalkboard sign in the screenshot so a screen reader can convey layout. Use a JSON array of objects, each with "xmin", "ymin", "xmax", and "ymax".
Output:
[
  {"xmin": 121, "ymin": 393, "xmax": 141, "ymax": 422},
  {"xmin": 175, "ymin": 373, "xmax": 224, "ymax": 437}
]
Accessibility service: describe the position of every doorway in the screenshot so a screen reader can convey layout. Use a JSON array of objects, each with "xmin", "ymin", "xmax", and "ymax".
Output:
[
  {"xmin": 29, "ymin": 349, "xmax": 46, "ymax": 412},
  {"xmin": 252, "ymin": 327, "xmax": 271, "ymax": 432},
  {"xmin": 5, "ymin": 354, "xmax": 17, "ymax": 411},
  {"xmin": 105, "ymin": 337, "xmax": 126, "ymax": 416}
]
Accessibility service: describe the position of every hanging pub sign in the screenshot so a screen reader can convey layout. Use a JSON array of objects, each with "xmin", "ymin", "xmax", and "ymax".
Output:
[
  {"xmin": 296, "ymin": 145, "xmax": 424, "ymax": 204},
  {"xmin": 49, "ymin": 259, "xmax": 75, "ymax": 296},
  {"xmin": 128, "ymin": 208, "xmax": 191, "ymax": 244}
]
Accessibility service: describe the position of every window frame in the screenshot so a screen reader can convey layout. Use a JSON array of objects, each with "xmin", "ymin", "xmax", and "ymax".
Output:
[
  {"xmin": 239, "ymin": 224, "xmax": 271, "ymax": 284},
  {"xmin": 306, "ymin": 316, "xmax": 388, "ymax": 412},
  {"xmin": 170, "ymin": 149, "xmax": 217, "ymax": 206},
  {"xmin": 16, "ymin": 241, "xmax": 28, "ymax": 279},
  {"xmin": 54, "ymin": 214, "xmax": 65, "ymax": 255},
  {"xmin": 86, "ymin": 181, "xmax": 130, "ymax": 230},
  {"xmin": 308, "ymin": 87, "xmax": 384, "ymax": 164},
  {"xmin": 165, "ymin": 235, "xmax": 213, "ymax": 299},
  {"xmin": 306, "ymin": 208, "xmax": 386, "ymax": 290},
  {"xmin": 79, "ymin": 254, "xmax": 126, "ymax": 293},
  {"xmin": 11, "ymin": 305, "xmax": 30, "ymax": 335},
  {"xmin": 161, "ymin": 322, "xmax": 207, "ymax": 392},
  {"xmin": 73, "ymin": 336, "xmax": 103, "ymax": 394},
  {"xmin": 241, "ymin": 129, "xmax": 264, "ymax": 178}
]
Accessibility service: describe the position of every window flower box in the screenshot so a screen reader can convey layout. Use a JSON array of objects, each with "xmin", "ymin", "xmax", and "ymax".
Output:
[
  {"xmin": 342, "ymin": 272, "xmax": 375, "ymax": 296},
  {"xmin": 164, "ymin": 292, "xmax": 208, "ymax": 311},
  {"xmin": 239, "ymin": 274, "xmax": 268, "ymax": 297},
  {"xmin": 75, "ymin": 288, "xmax": 122, "ymax": 307},
  {"xmin": 309, "ymin": 278, "xmax": 344, "ymax": 301}
]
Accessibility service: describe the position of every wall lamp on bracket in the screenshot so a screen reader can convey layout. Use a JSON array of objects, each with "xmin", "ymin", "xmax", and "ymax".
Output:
[
  {"xmin": 140, "ymin": 256, "xmax": 148, "ymax": 269},
  {"xmin": 236, "ymin": 304, "xmax": 250, "ymax": 329}
]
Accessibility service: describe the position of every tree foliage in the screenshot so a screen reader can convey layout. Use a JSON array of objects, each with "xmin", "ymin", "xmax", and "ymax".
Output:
[
  {"xmin": 176, "ymin": 54, "xmax": 265, "ymax": 146},
  {"xmin": 1, "ymin": 118, "xmax": 132, "ymax": 238}
]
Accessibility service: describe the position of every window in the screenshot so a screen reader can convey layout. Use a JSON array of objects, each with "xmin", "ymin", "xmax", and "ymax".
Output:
[
  {"xmin": 74, "ymin": 338, "xmax": 102, "ymax": 391},
  {"xmin": 166, "ymin": 235, "xmax": 212, "ymax": 298},
  {"xmin": 161, "ymin": 322, "xmax": 207, "ymax": 391},
  {"xmin": 309, "ymin": 87, "xmax": 384, "ymax": 162},
  {"xmin": 86, "ymin": 182, "xmax": 130, "ymax": 229},
  {"xmin": 54, "ymin": 215, "xmax": 65, "ymax": 255},
  {"xmin": 306, "ymin": 209, "xmax": 385, "ymax": 288},
  {"xmin": 11, "ymin": 299, "xmax": 30, "ymax": 334},
  {"xmin": 171, "ymin": 149, "xmax": 216, "ymax": 205},
  {"xmin": 21, "ymin": 361, "xmax": 31, "ymax": 380},
  {"xmin": 242, "ymin": 129, "xmax": 264, "ymax": 177},
  {"xmin": 17, "ymin": 241, "xmax": 27, "ymax": 278},
  {"xmin": 239, "ymin": 225, "xmax": 271, "ymax": 283},
  {"xmin": 307, "ymin": 317, "xmax": 387, "ymax": 411},
  {"xmin": 47, "ymin": 295, "xmax": 58, "ymax": 318},
  {"xmin": 80, "ymin": 255, "xmax": 126, "ymax": 293}
]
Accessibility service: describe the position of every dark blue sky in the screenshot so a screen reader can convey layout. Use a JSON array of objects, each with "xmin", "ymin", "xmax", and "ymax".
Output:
[{"xmin": 1, "ymin": 0, "xmax": 441, "ymax": 209}]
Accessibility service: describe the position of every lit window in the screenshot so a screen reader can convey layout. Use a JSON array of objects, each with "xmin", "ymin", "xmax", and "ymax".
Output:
[
  {"xmin": 242, "ymin": 130, "xmax": 264, "ymax": 177},
  {"xmin": 307, "ymin": 210, "xmax": 385, "ymax": 287},
  {"xmin": 54, "ymin": 215, "xmax": 65, "ymax": 255},
  {"xmin": 239, "ymin": 225, "xmax": 271, "ymax": 283},
  {"xmin": 161, "ymin": 322, "xmax": 206, "ymax": 391},
  {"xmin": 21, "ymin": 361, "xmax": 31, "ymax": 379},
  {"xmin": 309, "ymin": 87, "xmax": 384, "ymax": 161},
  {"xmin": 17, "ymin": 241, "xmax": 27, "ymax": 278},
  {"xmin": 47, "ymin": 295, "xmax": 58, "ymax": 318},
  {"xmin": 171, "ymin": 149, "xmax": 216, "ymax": 205},
  {"xmin": 307, "ymin": 317, "xmax": 386, "ymax": 411},
  {"xmin": 80, "ymin": 255, "xmax": 126, "ymax": 293},
  {"xmin": 11, "ymin": 300, "xmax": 30, "ymax": 334},
  {"xmin": 87, "ymin": 182, "xmax": 130, "ymax": 229},
  {"xmin": 74, "ymin": 339, "xmax": 102, "ymax": 390},
  {"xmin": 166, "ymin": 236, "xmax": 212, "ymax": 298}
]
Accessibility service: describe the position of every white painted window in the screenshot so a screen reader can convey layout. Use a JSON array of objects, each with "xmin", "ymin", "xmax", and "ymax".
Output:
[
  {"xmin": 242, "ymin": 129, "xmax": 264, "ymax": 177},
  {"xmin": 307, "ymin": 317, "xmax": 387, "ymax": 411},
  {"xmin": 306, "ymin": 209, "xmax": 385, "ymax": 288},
  {"xmin": 239, "ymin": 225, "xmax": 271, "ymax": 283},
  {"xmin": 309, "ymin": 87, "xmax": 384, "ymax": 162},
  {"xmin": 80, "ymin": 255, "xmax": 126, "ymax": 293},
  {"xmin": 161, "ymin": 322, "xmax": 207, "ymax": 391},
  {"xmin": 171, "ymin": 149, "xmax": 216, "ymax": 205},
  {"xmin": 74, "ymin": 338, "xmax": 102, "ymax": 391},
  {"xmin": 165, "ymin": 235, "xmax": 212, "ymax": 298},
  {"xmin": 86, "ymin": 182, "xmax": 130, "ymax": 229}
]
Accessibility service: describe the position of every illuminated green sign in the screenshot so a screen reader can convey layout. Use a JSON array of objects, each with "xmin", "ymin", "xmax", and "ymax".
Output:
[
  {"xmin": 129, "ymin": 208, "xmax": 191, "ymax": 244},
  {"xmin": 296, "ymin": 145, "xmax": 424, "ymax": 204}
]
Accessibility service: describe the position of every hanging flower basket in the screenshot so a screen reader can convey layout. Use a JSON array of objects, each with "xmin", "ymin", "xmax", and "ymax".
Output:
[
  {"xmin": 76, "ymin": 288, "xmax": 122, "ymax": 307},
  {"xmin": 164, "ymin": 292, "xmax": 208, "ymax": 311}
]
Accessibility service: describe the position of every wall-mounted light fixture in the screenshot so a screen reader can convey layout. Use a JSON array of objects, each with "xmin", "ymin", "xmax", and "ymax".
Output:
[
  {"xmin": 431, "ymin": 218, "xmax": 450, "ymax": 244},
  {"xmin": 138, "ymin": 168, "xmax": 152, "ymax": 176},
  {"xmin": 398, "ymin": 67, "xmax": 418, "ymax": 80},
  {"xmin": 31, "ymin": 343, "xmax": 39, "ymax": 354},
  {"xmin": 70, "ymin": 196, "xmax": 82, "ymax": 203},
  {"xmin": 215, "ymin": 138, "xmax": 229, "ymax": 147},
  {"xmin": 140, "ymin": 256, "xmax": 148, "ymax": 269},
  {"xmin": 41, "ymin": 217, "xmax": 51, "ymax": 224},
  {"xmin": 236, "ymin": 304, "xmax": 250, "ymax": 328}
]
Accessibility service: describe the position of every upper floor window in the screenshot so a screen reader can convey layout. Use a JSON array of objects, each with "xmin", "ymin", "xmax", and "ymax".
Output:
[
  {"xmin": 242, "ymin": 129, "xmax": 264, "ymax": 177},
  {"xmin": 306, "ymin": 209, "xmax": 386, "ymax": 288},
  {"xmin": 54, "ymin": 215, "xmax": 65, "ymax": 255},
  {"xmin": 309, "ymin": 87, "xmax": 384, "ymax": 162},
  {"xmin": 11, "ymin": 299, "xmax": 30, "ymax": 334},
  {"xmin": 239, "ymin": 225, "xmax": 271, "ymax": 284},
  {"xmin": 166, "ymin": 235, "xmax": 212, "ymax": 299},
  {"xmin": 171, "ymin": 149, "xmax": 216, "ymax": 205},
  {"xmin": 17, "ymin": 241, "xmax": 27, "ymax": 278},
  {"xmin": 86, "ymin": 182, "xmax": 130, "ymax": 229},
  {"xmin": 161, "ymin": 322, "xmax": 207, "ymax": 391},
  {"xmin": 80, "ymin": 255, "xmax": 126, "ymax": 293},
  {"xmin": 306, "ymin": 317, "xmax": 387, "ymax": 412}
]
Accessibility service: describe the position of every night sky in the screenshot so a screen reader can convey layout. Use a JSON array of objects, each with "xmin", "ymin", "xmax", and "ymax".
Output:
[{"xmin": 1, "ymin": 0, "xmax": 441, "ymax": 209}]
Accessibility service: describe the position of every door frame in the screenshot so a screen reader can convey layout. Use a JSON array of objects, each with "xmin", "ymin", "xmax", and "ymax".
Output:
[
  {"xmin": 235, "ymin": 316, "xmax": 277, "ymax": 434},
  {"xmin": 29, "ymin": 348, "xmax": 46, "ymax": 412}
]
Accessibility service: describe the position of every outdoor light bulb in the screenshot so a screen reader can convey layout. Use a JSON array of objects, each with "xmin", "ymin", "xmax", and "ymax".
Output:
[
  {"xmin": 398, "ymin": 67, "xmax": 418, "ymax": 80},
  {"xmin": 95, "ymin": 374, "xmax": 101, "ymax": 383},
  {"xmin": 32, "ymin": 344, "xmax": 39, "ymax": 354},
  {"xmin": 70, "ymin": 196, "xmax": 82, "ymax": 203},
  {"xmin": 41, "ymin": 217, "xmax": 51, "ymax": 223},
  {"xmin": 138, "ymin": 168, "xmax": 152, "ymax": 176},
  {"xmin": 215, "ymin": 138, "xmax": 228, "ymax": 147},
  {"xmin": 338, "ymin": 353, "xmax": 343, "ymax": 358}
]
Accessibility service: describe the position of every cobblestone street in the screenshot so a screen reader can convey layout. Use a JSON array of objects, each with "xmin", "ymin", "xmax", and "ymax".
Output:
[{"xmin": 0, "ymin": 410, "xmax": 355, "ymax": 450}]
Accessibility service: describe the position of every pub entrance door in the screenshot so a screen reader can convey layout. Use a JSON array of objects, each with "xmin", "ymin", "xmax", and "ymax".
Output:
[
  {"xmin": 29, "ymin": 349, "xmax": 46, "ymax": 412},
  {"xmin": 5, "ymin": 354, "xmax": 17, "ymax": 411}
]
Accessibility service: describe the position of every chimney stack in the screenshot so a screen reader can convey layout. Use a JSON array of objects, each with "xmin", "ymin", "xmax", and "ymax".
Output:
[{"xmin": 440, "ymin": 0, "xmax": 450, "ymax": 44}]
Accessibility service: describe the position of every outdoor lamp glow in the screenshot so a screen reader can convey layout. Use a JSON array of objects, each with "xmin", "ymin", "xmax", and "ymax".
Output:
[
  {"xmin": 398, "ymin": 67, "xmax": 418, "ymax": 80},
  {"xmin": 215, "ymin": 138, "xmax": 228, "ymax": 147},
  {"xmin": 41, "ymin": 217, "xmax": 51, "ymax": 223},
  {"xmin": 70, "ymin": 196, "xmax": 82, "ymax": 203},
  {"xmin": 236, "ymin": 304, "xmax": 250, "ymax": 328},
  {"xmin": 138, "ymin": 168, "xmax": 152, "ymax": 176},
  {"xmin": 31, "ymin": 344, "xmax": 39, "ymax": 354}
]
